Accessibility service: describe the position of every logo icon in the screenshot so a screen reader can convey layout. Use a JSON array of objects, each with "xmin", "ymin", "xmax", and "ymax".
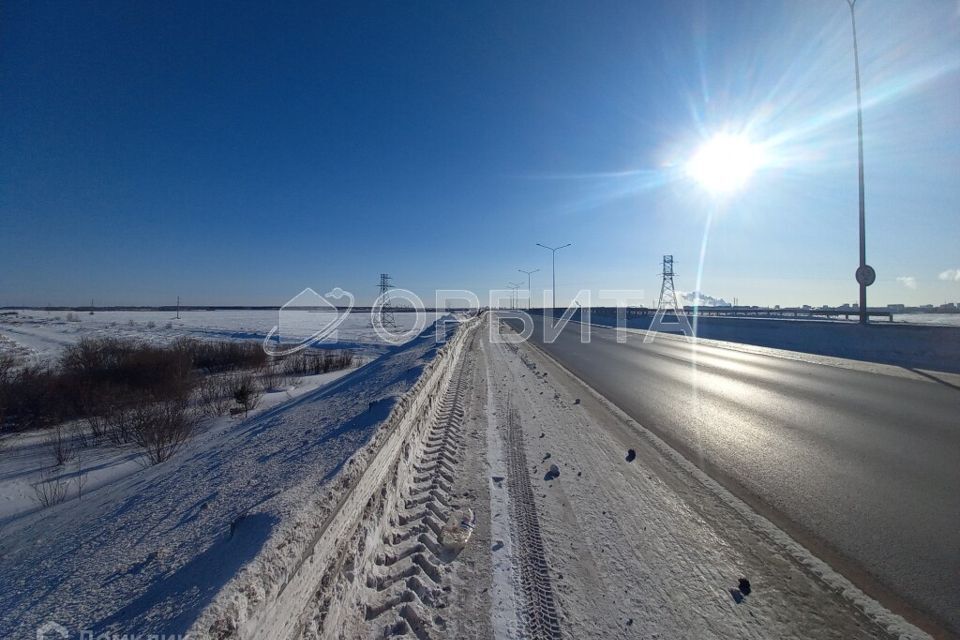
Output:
[
  {"xmin": 37, "ymin": 621, "xmax": 68, "ymax": 640},
  {"xmin": 263, "ymin": 287, "xmax": 355, "ymax": 356}
]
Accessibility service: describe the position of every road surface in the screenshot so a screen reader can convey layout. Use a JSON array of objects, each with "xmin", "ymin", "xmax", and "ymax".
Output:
[{"xmin": 509, "ymin": 316, "xmax": 960, "ymax": 637}]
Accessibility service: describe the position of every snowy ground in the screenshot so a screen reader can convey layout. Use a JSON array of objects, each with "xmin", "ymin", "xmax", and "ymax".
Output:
[
  {"xmin": 0, "ymin": 309, "xmax": 443, "ymax": 366},
  {"xmin": 0, "ymin": 368, "xmax": 354, "ymax": 526},
  {"xmin": 169, "ymin": 312, "xmax": 932, "ymax": 640},
  {"xmin": 0, "ymin": 318, "xmax": 463, "ymax": 640},
  {"xmin": 0, "ymin": 310, "xmax": 934, "ymax": 639}
]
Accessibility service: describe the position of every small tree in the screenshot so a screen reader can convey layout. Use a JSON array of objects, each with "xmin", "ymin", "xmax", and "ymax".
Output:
[
  {"xmin": 46, "ymin": 424, "xmax": 74, "ymax": 466},
  {"xmin": 232, "ymin": 374, "xmax": 262, "ymax": 416},
  {"xmin": 131, "ymin": 399, "xmax": 197, "ymax": 465}
]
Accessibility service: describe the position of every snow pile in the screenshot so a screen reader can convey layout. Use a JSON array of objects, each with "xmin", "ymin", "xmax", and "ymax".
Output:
[{"xmin": 188, "ymin": 315, "xmax": 478, "ymax": 639}]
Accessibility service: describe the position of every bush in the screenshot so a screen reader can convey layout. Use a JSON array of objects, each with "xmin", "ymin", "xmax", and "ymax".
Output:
[
  {"xmin": 131, "ymin": 399, "xmax": 197, "ymax": 464},
  {"xmin": 0, "ymin": 353, "xmax": 15, "ymax": 429},
  {"xmin": 231, "ymin": 374, "xmax": 262, "ymax": 416},
  {"xmin": 32, "ymin": 467, "xmax": 69, "ymax": 507},
  {"xmin": 196, "ymin": 374, "xmax": 234, "ymax": 417},
  {"xmin": 0, "ymin": 352, "xmax": 15, "ymax": 382},
  {"xmin": 46, "ymin": 425, "xmax": 74, "ymax": 466},
  {"xmin": 261, "ymin": 364, "xmax": 291, "ymax": 392},
  {"xmin": 60, "ymin": 337, "xmax": 195, "ymax": 403},
  {"xmin": 0, "ymin": 337, "xmax": 275, "ymax": 452},
  {"xmin": 104, "ymin": 404, "xmax": 136, "ymax": 446},
  {"xmin": 175, "ymin": 338, "xmax": 266, "ymax": 373},
  {"xmin": 277, "ymin": 349, "xmax": 355, "ymax": 376},
  {"xmin": 1, "ymin": 365, "xmax": 64, "ymax": 432}
]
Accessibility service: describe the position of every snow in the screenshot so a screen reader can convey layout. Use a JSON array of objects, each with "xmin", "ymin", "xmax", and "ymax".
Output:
[
  {"xmin": 0, "ymin": 309, "xmax": 444, "ymax": 366},
  {"xmin": 0, "ymin": 310, "xmax": 937, "ymax": 639},
  {"xmin": 480, "ymin": 338, "xmax": 522, "ymax": 640},
  {"xmin": 0, "ymin": 369, "xmax": 354, "ymax": 526},
  {"xmin": 0, "ymin": 318, "xmax": 461, "ymax": 640}
]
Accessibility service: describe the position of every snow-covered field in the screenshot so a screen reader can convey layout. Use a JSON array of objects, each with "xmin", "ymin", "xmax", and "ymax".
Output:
[
  {"xmin": 0, "ymin": 309, "xmax": 444, "ymax": 365},
  {"xmin": 0, "ymin": 317, "xmax": 466, "ymax": 639},
  {"xmin": 892, "ymin": 313, "xmax": 960, "ymax": 326}
]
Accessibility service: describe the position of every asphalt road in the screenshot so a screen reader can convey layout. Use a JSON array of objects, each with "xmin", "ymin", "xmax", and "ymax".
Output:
[{"xmin": 510, "ymin": 317, "xmax": 960, "ymax": 637}]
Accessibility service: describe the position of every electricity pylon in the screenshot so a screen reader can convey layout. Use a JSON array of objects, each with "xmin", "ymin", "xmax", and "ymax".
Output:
[
  {"xmin": 645, "ymin": 255, "xmax": 694, "ymax": 343},
  {"xmin": 376, "ymin": 273, "xmax": 397, "ymax": 328}
]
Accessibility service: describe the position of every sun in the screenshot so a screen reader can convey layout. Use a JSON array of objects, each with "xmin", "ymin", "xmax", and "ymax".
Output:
[{"xmin": 687, "ymin": 133, "xmax": 764, "ymax": 194}]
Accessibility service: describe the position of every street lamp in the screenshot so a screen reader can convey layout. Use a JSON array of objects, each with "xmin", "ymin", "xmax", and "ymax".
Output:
[
  {"xmin": 508, "ymin": 281, "xmax": 523, "ymax": 310},
  {"xmin": 518, "ymin": 268, "xmax": 540, "ymax": 310},
  {"xmin": 845, "ymin": 0, "xmax": 874, "ymax": 324},
  {"xmin": 536, "ymin": 243, "xmax": 571, "ymax": 311}
]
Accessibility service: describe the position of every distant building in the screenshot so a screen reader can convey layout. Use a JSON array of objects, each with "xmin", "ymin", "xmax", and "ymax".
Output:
[{"xmin": 887, "ymin": 304, "xmax": 906, "ymax": 312}]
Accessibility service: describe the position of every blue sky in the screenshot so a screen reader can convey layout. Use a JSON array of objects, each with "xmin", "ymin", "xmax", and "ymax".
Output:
[{"xmin": 1, "ymin": 0, "xmax": 958, "ymax": 307}]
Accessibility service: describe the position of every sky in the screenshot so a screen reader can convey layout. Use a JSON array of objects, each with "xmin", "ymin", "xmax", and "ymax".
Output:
[{"xmin": 1, "ymin": 0, "xmax": 958, "ymax": 308}]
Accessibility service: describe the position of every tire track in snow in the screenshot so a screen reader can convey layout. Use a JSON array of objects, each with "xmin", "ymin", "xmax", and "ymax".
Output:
[
  {"xmin": 504, "ymin": 397, "xmax": 563, "ymax": 640},
  {"xmin": 358, "ymin": 343, "xmax": 473, "ymax": 638}
]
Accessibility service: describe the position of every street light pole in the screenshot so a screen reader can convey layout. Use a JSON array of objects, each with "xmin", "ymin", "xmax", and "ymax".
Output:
[
  {"xmin": 536, "ymin": 243, "xmax": 571, "ymax": 312},
  {"xmin": 508, "ymin": 281, "xmax": 523, "ymax": 310},
  {"xmin": 518, "ymin": 268, "xmax": 540, "ymax": 310},
  {"xmin": 846, "ymin": 0, "xmax": 873, "ymax": 324}
]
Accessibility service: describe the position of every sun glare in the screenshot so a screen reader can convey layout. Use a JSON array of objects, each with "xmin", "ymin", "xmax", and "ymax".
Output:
[{"xmin": 687, "ymin": 133, "xmax": 764, "ymax": 194}]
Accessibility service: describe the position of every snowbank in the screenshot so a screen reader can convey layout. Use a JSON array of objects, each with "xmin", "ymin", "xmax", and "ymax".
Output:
[{"xmin": 188, "ymin": 315, "xmax": 479, "ymax": 639}]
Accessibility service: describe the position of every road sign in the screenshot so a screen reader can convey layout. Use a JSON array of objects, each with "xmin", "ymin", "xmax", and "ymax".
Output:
[{"xmin": 855, "ymin": 264, "xmax": 876, "ymax": 287}]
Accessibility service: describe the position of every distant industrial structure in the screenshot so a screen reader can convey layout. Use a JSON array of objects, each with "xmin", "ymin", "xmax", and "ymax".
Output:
[{"xmin": 375, "ymin": 273, "xmax": 397, "ymax": 328}]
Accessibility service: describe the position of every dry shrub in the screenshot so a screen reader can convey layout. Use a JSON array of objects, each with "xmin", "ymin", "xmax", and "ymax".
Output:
[
  {"xmin": 279, "ymin": 350, "xmax": 355, "ymax": 376},
  {"xmin": 175, "ymin": 338, "xmax": 266, "ymax": 373},
  {"xmin": 196, "ymin": 374, "xmax": 234, "ymax": 416},
  {"xmin": 231, "ymin": 374, "xmax": 262, "ymax": 416},
  {"xmin": 46, "ymin": 425, "xmax": 74, "ymax": 466},
  {"xmin": 261, "ymin": 363, "xmax": 291, "ymax": 392},
  {"xmin": 32, "ymin": 467, "xmax": 69, "ymax": 507},
  {"xmin": 2, "ymin": 365, "xmax": 64, "ymax": 432},
  {"xmin": 131, "ymin": 399, "xmax": 197, "ymax": 464}
]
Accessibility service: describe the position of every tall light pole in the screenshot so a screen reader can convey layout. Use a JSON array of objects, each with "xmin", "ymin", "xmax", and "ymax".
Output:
[
  {"xmin": 536, "ymin": 243, "xmax": 571, "ymax": 311},
  {"xmin": 508, "ymin": 281, "xmax": 523, "ymax": 310},
  {"xmin": 518, "ymin": 268, "xmax": 540, "ymax": 310},
  {"xmin": 846, "ymin": 0, "xmax": 874, "ymax": 324}
]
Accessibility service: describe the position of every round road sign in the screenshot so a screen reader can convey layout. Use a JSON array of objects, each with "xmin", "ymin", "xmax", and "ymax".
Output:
[{"xmin": 855, "ymin": 264, "xmax": 876, "ymax": 287}]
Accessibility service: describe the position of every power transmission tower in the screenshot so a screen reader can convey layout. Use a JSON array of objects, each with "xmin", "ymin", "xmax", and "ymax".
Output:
[
  {"xmin": 376, "ymin": 273, "xmax": 397, "ymax": 328},
  {"xmin": 645, "ymin": 254, "xmax": 694, "ymax": 342},
  {"xmin": 657, "ymin": 255, "xmax": 678, "ymax": 310}
]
